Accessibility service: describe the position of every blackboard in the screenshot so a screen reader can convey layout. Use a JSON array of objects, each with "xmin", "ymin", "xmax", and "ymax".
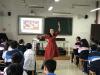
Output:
[{"xmin": 44, "ymin": 17, "xmax": 73, "ymax": 35}]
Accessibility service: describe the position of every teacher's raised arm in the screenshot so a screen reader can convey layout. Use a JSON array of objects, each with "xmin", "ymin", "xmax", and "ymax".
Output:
[{"xmin": 58, "ymin": 21, "xmax": 61, "ymax": 32}]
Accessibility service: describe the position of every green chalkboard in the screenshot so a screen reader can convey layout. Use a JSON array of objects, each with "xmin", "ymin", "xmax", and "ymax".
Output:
[{"xmin": 44, "ymin": 17, "xmax": 73, "ymax": 35}]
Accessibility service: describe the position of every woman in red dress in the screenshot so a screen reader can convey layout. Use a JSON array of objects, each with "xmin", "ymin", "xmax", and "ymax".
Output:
[{"xmin": 38, "ymin": 22, "xmax": 61, "ymax": 60}]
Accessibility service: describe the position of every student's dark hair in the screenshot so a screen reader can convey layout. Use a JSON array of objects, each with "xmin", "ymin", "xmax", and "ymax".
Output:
[
  {"xmin": 0, "ymin": 38, "xmax": 6, "ymax": 44},
  {"xmin": 80, "ymin": 39, "xmax": 89, "ymax": 47},
  {"xmin": 44, "ymin": 59, "xmax": 56, "ymax": 73},
  {"xmin": 91, "ymin": 45, "xmax": 97, "ymax": 50},
  {"xmin": 76, "ymin": 36, "xmax": 81, "ymax": 41},
  {"xmin": 4, "ymin": 40, "xmax": 13, "ymax": 50},
  {"xmin": 10, "ymin": 41, "xmax": 18, "ymax": 49},
  {"xmin": 12, "ymin": 52, "xmax": 23, "ymax": 63},
  {"xmin": 6, "ymin": 63, "xmax": 23, "ymax": 75},
  {"xmin": 26, "ymin": 43, "xmax": 32, "ymax": 49},
  {"xmin": 19, "ymin": 39, "xmax": 24, "ymax": 44}
]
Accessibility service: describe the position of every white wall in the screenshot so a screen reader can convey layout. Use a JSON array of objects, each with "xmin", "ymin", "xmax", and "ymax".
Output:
[
  {"xmin": 2, "ymin": 12, "xmax": 95, "ymax": 47},
  {"xmin": 1, "ymin": 0, "xmax": 96, "ymax": 48},
  {"xmin": 0, "ymin": 10, "xmax": 3, "ymax": 32},
  {"xmin": 0, "ymin": 16, "xmax": 3, "ymax": 32}
]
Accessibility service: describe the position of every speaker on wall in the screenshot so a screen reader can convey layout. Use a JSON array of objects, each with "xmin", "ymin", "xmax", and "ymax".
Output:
[
  {"xmin": 84, "ymin": 15, "xmax": 88, "ymax": 19},
  {"xmin": 8, "ymin": 12, "xmax": 11, "ymax": 16}
]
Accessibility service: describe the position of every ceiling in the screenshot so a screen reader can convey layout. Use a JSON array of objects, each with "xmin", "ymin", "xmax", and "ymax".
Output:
[{"xmin": 0, "ymin": 0, "xmax": 99, "ymax": 16}]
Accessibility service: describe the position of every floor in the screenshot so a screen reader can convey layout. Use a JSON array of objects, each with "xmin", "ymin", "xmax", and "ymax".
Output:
[{"xmin": 36, "ymin": 60, "xmax": 87, "ymax": 75}]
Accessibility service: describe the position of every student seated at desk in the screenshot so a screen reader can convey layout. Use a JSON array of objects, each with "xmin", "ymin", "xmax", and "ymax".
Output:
[
  {"xmin": 79, "ymin": 39, "xmax": 89, "ymax": 73},
  {"xmin": 89, "ymin": 60, "xmax": 100, "ymax": 75},
  {"xmin": 88, "ymin": 48, "xmax": 100, "ymax": 75},
  {"xmin": 90, "ymin": 45, "xmax": 97, "ymax": 53},
  {"xmin": 71, "ymin": 36, "xmax": 81, "ymax": 65},
  {"xmin": 43, "ymin": 59, "xmax": 57, "ymax": 75}
]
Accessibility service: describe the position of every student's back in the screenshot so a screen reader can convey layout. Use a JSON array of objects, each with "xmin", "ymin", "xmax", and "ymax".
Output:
[
  {"xmin": 90, "ymin": 60, "xmax": 100, "ymax": 75},
  {"xmin": 5, "ymin": 63, "xmax": 27, "ymax": 75},
  {"xmin": 3, "ymin": 51, "xmax": 26, "ymax": 75},
  {"xmin": 5, "ymin": 49, "xmax": 21, "ymax": 61},
  {"xmin": 23, "ymin": 43, "xmax": 35, "ymax": 75},
  {"xmin": 2, "ymin": 41, "xmax": 21, "ymax": 64},
  {"xmin": 18, "ymin": 45, "xmax": 26, "ymax": 53},
  {"xmin": 18, "ymin": 39, "xmax": 26, "ymax": 54}
]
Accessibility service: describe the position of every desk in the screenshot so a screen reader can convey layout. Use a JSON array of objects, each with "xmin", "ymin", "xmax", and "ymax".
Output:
[{"xmin": 37, "ymin": 41, "xmax": 71, "ymax": 55}]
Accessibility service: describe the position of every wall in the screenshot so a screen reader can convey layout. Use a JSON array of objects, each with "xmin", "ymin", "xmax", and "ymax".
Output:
[
  {"xmin": 1, "ymin": 0, "xmax": 96, "ymax": 48},
  {"xmin": 0, "ymin": 8, "xmax": 3, "ymax": 32},
  {"xmin": 0, "ymin": 16, "xmax": 3, "ymax": 32},
  {"xmin": 2, "ymin": 12, "xmax": 95, "ymax": 47}
]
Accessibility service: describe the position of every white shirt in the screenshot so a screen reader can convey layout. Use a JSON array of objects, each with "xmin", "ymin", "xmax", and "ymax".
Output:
[
  {"xmin": 23, "ymin": 49, "xmax": 35, "ymax": 70},
  {"xmin": 78, "ymin": 47, "xmax": 89, "ymax": 53}
]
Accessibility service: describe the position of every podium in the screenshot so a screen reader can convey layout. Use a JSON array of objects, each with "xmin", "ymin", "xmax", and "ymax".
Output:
[{"xmin": 33, "ymin": 38, "xmax": 70, "ymax": 56}]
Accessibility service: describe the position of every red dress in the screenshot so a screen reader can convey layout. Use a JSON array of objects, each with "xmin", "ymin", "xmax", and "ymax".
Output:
[{"xmin": 43, "ymin": 32, "xmax": 59, "ymax": 60}]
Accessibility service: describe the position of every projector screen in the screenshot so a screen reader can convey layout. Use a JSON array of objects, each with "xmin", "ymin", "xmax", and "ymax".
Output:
[{"xmin": 18, "ymin": 16, "xmax": 44, "ymax": 34}]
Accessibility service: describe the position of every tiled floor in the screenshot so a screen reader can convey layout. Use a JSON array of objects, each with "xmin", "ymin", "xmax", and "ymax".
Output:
[{"xmin": 36, "ymin": 60, "xmax": 87, "ymax": 75}]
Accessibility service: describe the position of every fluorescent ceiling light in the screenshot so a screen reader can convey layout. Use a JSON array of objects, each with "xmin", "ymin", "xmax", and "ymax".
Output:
[
  {"xmin": 48, "ymin": 6, "xmax": 53, "ymax": 11},
  {"xmin": 90, "ymin": 8, "xmax": 100, "ymax": 12},
  {"xmin": 28, "ymin": 5, "xmax": 44, "ymax": 8},
  {"xmin": 53, "ymin": 12, "xmax": 71, "ymax": 15},
  {"xmin": 55, "ymin": 0, "xmax": 60, "ymax": 2}
]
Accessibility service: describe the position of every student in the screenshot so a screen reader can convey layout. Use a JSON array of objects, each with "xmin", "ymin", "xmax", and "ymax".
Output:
[
  {"xmin": 0, "ymin": 41, "xmax": 11, "ymax": 71},
  {"xmin": 89, "ymin": 45, "xmax": 97, "ymax": 53},
  {"xmin": 0, "ymin": 39, "xmax": 6, "ymax": 59},
  {"xmin": 43, "ymin": 59, "xmax": 57, "ymax": 75},
  {"xmin": 2, "ymin": 41, "xmax": 21, "ymax": 66},
  {"xmin": 5, "ymin": 63, "xmax": 24, "ymax": 75},
  {"xmin": 4, "ymin": 52, "xmax": 26, "ymax": 75},
  {"xmin": 88, "ymin": 47, "xmax": 100, "ymax": 67},
  {"xmin": 71, "ymin": 36, "xmax": 81, "ymax": 63},
  {"xmin": 23, "ymin": 43, "xmax": 35, "ymax": 75},
  {"xmin": 89, "ymin": 60, "xmax": 100, "ymax": 75},
  {"xmin": 88, "ymin": 45, "xmax": 98, "ymax": 66},
  {"xmin": 79, "ymin": 39, "xmax": 89, "ymax": 73},
  {"xmin": 88, "ymin": 48, "xmax": 100, "ymax": 75},
  {"xmin": 18, "ymin": 39, "xmax": 26, "ymax": 54}
]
